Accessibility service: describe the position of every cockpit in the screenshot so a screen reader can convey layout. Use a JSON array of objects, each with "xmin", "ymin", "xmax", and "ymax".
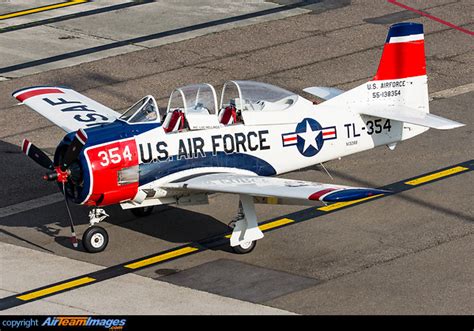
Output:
[
  {"xmin": 163, "ymin": 83, "xmax": 220, "ymax": 132},
  {"xmin": 119, "ymin": 80, "xmax": 308, "ymax": 131}
]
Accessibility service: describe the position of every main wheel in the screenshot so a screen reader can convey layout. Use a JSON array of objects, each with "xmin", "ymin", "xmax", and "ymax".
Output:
[
  {"xmin": 231, "ymin": 240, "xmax": 256, "ymax": 254},
  {"xmin": 82, "ymin": 226, "xmax": 109, "ymax": 253},
  {"xmin": 130, "ymin": 206, "xmax": 154, "ymax": 217}
]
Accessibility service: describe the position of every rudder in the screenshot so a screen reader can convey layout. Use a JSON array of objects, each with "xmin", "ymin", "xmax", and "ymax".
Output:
[{"xmin": 374, "ymin": 22, "xmax": 426, "ymax": 81}]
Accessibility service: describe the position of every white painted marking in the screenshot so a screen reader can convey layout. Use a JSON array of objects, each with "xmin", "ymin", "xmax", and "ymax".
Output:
[
  {"xmin": 430, "ymin": 83, "xmax": 474, "ymax": 100},
  {"xmin": 0, "ymin": 193, "xmax": 63, "ymax": 218}
]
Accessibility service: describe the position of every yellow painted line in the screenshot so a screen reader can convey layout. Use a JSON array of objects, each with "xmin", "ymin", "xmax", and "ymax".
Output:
[
  {"xmin": 17, "ymin": 277, "xmax": 95, "ymax": 301},
  {"xmin": 124, "ymin": 246, "xmax": 199, "ymax": 270},
  {"xmin": 405, "ymin": 166, "xmax": 469, "ymax": 186},
  {"xmin": 259, "ymin": 218, "xmax": 294, "ymax": 231},
  {"xmin": 318, "ymin": 194, "xmax": 384, "ymax": 212},
  {"xmin": 224, "ymin": 218, "xmax": 295, "ymax": 239},
  {"xmin": 0, "ymin": 0, "xmax": 88, "ymax": 20}
]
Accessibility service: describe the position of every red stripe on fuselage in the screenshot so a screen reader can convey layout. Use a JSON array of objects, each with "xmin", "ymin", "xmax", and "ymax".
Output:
[
  {"xmin": 373, "ymin": 40, "xmax": 426, "ymax": 81},
  {"xmin": 284, "ymin": 137, "xmax": 297, "ymax": 142},
  {"xmin": 322, "ymin": 131, "xmax": 335, "ymax": 136},
  {"xmin": 15, "ymin": 88, "xmax": 63, "ymax": 102}
]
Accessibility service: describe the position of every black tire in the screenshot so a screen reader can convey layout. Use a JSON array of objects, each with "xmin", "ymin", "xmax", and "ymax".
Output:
[
  {"xmin": 82, "ymin": 226, "xmax": 109, "ymax": 253},
  {"xmin": 130, "ymin": 206, "xmax": 154, "ymax": 217},
  {"xmin": 231, "ymin": 240, "xmax": 256, "ymax": 254}
]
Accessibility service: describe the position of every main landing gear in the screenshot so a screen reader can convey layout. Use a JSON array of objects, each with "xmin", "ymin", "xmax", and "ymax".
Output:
[{"xmin": 228, "ymin": 194, "xmax": 263, "ymax": 254}]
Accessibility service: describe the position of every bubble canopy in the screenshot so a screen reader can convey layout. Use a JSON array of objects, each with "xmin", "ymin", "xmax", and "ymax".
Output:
[
  {"xmin": 220, "ymin": 80, "xmax": 298, "ymax": 111},
  {"xmin": 166, "ymin": 83, "xmax": 220, "ymax": 130},
  {"xmin": 167, "ymin": 83, "xmax": 218, "ymax": 115}
]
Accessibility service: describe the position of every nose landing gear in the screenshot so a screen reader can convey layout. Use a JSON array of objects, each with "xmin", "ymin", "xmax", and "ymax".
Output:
[
  {"xmin": 82, "ymin": 208, "xmax": 110, "ymax": 253},
  {"xmin": 82, "ymin": 226, "xmax": 109, "ymax": 253}
]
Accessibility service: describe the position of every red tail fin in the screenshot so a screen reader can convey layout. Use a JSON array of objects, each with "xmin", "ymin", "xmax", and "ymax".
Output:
[{"xmin": 373, "ymin": 22, "xmax": 426, "ymax": 81}]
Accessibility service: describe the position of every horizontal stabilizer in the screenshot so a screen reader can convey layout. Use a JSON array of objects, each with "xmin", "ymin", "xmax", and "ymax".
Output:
[
  {"xmin": 357, "ymin": 105, "xmax": 464, "ymax": 130},
  {"xmin": 303, "ymin": 86, "xmax": 344, "ymax": 100}
]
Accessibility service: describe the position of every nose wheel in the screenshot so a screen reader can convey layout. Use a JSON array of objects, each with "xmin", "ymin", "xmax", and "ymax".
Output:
[{"xmin": 82, "ymin": 226, "xmax": 109, "ymax": 253}]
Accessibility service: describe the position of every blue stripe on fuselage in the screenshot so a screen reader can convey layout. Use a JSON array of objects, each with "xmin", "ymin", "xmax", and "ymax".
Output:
[{"xmin": 139, "ymin": 152, "xmax": 276, "ymax": 185}]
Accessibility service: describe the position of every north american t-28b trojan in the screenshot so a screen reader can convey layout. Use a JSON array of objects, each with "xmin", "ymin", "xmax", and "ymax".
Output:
[{"xmin": 16, "ymin": 23, "xmax": 463, "ymax": 253}]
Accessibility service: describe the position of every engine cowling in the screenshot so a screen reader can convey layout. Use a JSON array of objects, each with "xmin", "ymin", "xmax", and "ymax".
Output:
[{"xmin": 79, "ymin": 138, "xmax": 140, "ymax": 206}]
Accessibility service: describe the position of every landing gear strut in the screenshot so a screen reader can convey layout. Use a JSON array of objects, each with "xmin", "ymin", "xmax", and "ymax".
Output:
[
  {"xmin": 82, "ymin": 208, "xmax": 109, "ymax": 253},
  {"xmin": 228, "ymin": 195, "xmax": 263, "ymax": 254}
]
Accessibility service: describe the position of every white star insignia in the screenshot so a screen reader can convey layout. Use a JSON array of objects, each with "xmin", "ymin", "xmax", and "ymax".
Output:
[{"xmin": 298, "ymin": 120, "xmax": 321, "ymax": 153}]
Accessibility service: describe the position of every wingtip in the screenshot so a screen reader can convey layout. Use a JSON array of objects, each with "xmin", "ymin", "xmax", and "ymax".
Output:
[{"xmin": 322, "ymin": 188, "xmax": 389, "ymax": 202}]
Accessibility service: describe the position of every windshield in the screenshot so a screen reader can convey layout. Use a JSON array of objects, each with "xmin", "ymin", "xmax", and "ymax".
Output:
[
  {"xmin": 129, "ymin": 98, "xmax": 158, "ymax": 123},
  {"xmin": 120, "ymin": 98, "xmax": 147, "ymax": 121},
  {"xmin": 120, "ymin": 96, "xmax": 159, "ymax": 124}
]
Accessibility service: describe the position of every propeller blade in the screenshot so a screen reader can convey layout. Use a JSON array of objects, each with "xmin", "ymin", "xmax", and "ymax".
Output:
[
  {"xmin": 21, "ymin": 139, "xmax": 54, "ymax": 170},
  {"xmin": 62, "ymin": 182, "xmax": 78, "ymax": 248},
  {"xmin": 62, "ymin": 128, "xmax": 88, "ymax": 170}
]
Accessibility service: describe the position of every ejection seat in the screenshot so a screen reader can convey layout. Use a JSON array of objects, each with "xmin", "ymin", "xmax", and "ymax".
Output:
[
  {"xmin": 218, "ymin": 105, "xmax": 237, "ymax": 125},
  {"xmin": 162, "ymin": 109, "xmax": 185, "ymax": 133}
]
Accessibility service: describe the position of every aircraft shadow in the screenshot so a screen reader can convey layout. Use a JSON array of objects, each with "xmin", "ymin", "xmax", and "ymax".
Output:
[{"xmin": 106, "ymin": 204, "xmax": 231, "ymax": 245}]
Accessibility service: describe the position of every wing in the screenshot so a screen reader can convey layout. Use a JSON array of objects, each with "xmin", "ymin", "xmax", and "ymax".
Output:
[
  {"xmin": 13, "ymin": 86, "xmax": 121, "ymax": 132},
  {"xmin": 162, "ymin": 173, "xmax": 388, "ymax": 203}
]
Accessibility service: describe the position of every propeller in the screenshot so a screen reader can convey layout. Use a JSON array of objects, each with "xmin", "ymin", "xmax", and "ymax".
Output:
[
  {"xmin": 21, "ymin": 129, "xmax": 88, "ymax": 249},
  {"xmin": 21, "ymin": 139, "xmax": 54, "ymax": 170},
  {"xmin": 62, "ymin": 128, "xmax": 88, "ymax": 171}
]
